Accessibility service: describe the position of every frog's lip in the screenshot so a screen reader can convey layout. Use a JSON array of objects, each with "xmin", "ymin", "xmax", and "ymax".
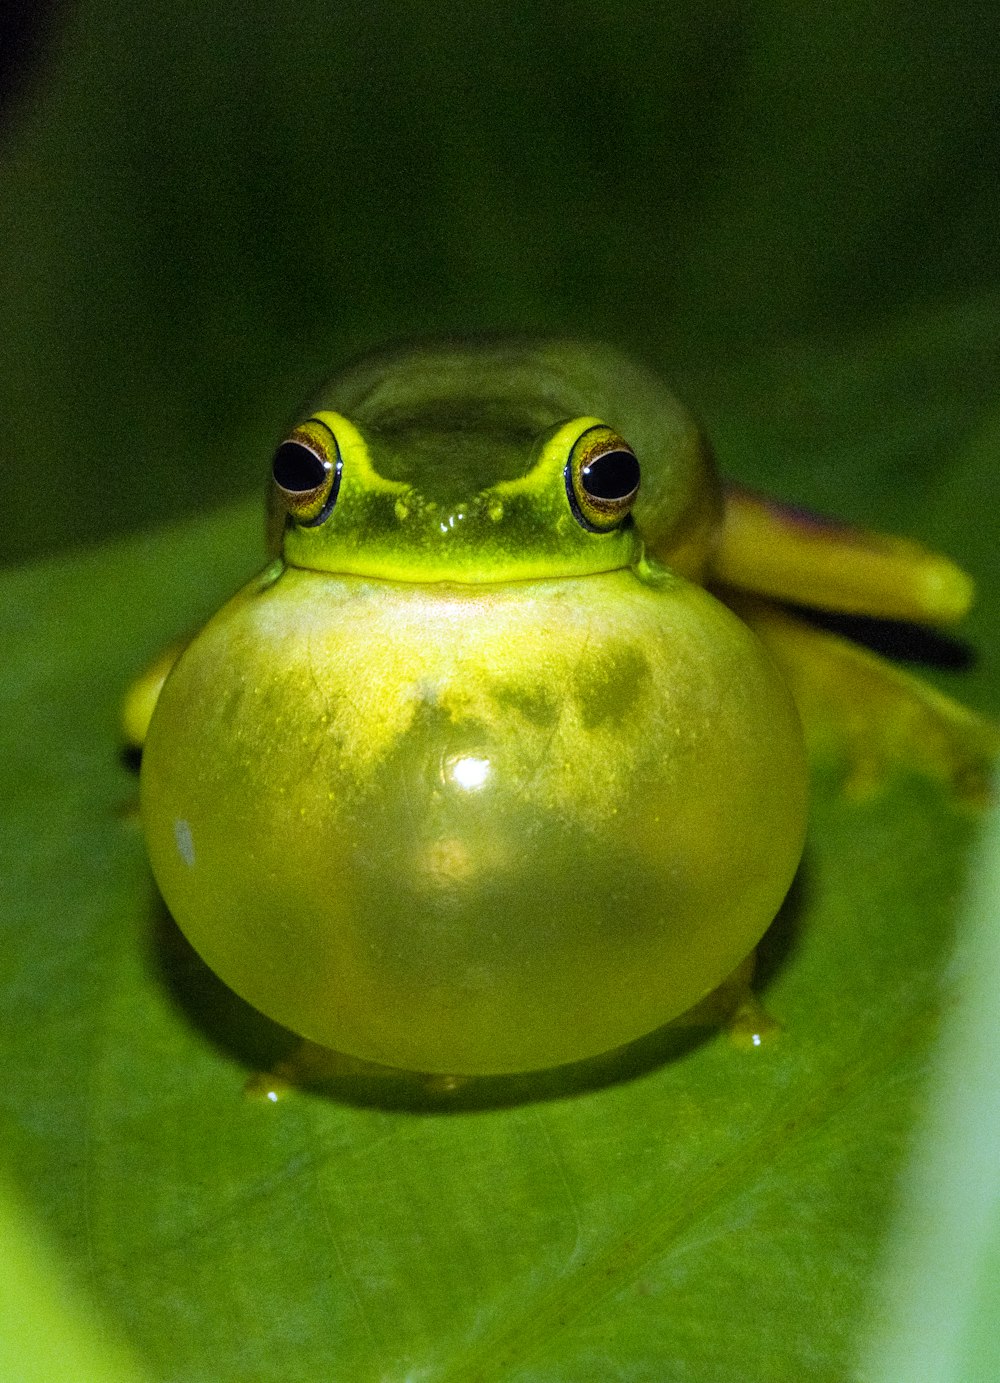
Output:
[{"xmin": 278, "ymin": 554, "xmax": 641, "ymax": 586}]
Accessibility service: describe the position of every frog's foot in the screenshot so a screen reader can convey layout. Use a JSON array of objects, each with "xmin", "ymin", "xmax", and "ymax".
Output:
[
  {"xmin": 244, "ymin": 1040, "xmax": 386, "ymax": 1101},
  {"xmin": 727, "ymin": 593, "xmax": 999, "ymax": 807},
  {"xmin": 244, "ymin": 1040, "xmax": 472, "ymax": 1101},
  {"xmin": 670, "ymin": 952, "xmax": 781, "ymax": 1049},
  {"xmin": 726, "ymin": 991, "xmax": 782, "ymax": 1051},
  {"xmin": 245, "ymin": 1064, "xmax": 297, "ymax": 1104}
]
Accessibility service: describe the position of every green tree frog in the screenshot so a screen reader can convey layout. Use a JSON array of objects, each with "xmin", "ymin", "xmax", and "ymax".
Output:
[{"xmin": 126, "ymin": 338, "xmax": 980, "ymax": 1076}]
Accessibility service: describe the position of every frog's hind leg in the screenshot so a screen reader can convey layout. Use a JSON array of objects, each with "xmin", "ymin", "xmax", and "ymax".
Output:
[
  {"xmin": 714, "ymin": 485, "xmax": 974, "ymax": 627},
  {"xmin": 714, "ymin": 487, "xmax": 995, "ymax": 800},
  {"xmin": 121, "ymin": 640, "xmax": 188, "ymax": 752},
  {"xmin": 728, "ymin": 594, "xmax": 998, "ymax": 805}
]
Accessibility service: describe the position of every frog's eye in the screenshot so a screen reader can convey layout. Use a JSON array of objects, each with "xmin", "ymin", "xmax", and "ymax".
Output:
[
  {"xmin": 565, "ymin": 425, "xmax": 641, "ymax": 532},
  {"xmin": 271, "ymin": 418, "xmax": 342, "ymax": 526}
]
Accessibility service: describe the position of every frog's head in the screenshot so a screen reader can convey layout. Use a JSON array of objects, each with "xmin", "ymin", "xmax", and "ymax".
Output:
[{"xmin": 268, "ymin": 338, "xmax": 721, "ymax": 584}]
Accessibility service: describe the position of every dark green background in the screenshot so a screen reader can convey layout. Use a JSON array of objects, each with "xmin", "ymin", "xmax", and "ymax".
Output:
[{"xmin": 1, "ymin": 0, "xmax": 998, "ymax": 564}]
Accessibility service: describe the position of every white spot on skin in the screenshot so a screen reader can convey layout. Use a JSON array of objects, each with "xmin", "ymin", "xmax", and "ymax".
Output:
[{"xmin": 174, "ymin": 819, "xmax": 195, "ymax": 867}]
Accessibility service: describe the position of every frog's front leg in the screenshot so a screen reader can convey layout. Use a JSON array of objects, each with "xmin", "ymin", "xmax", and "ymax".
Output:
[
  {"xmin": 121, "ymin": 640, "xmax": 188, "ymax": 752},
  {"xmin": 671, "ymin": 951, "xmax": 782, "ymax": 1051},
  {"xmin": 715, "ymin": 485, "xmax": 974, "ymax": 626}
]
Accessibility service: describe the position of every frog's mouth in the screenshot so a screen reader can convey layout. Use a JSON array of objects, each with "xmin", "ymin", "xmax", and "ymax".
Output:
[
  {"xmin": 277, "ymin": 501, "xmax": 643, "ymax": 586},
  {"xmin": 278, "ymin": 548, "xmax": 642, "ymax": 587}
]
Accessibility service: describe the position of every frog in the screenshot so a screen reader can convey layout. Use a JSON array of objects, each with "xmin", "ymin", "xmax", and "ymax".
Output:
[{"xmin": 125, "ymin": 336, "xmax": 989, "ymax": 1078}]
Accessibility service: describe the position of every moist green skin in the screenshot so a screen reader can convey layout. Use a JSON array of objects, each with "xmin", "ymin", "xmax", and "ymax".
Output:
[{"xmin": 141, "ymin": 337, "xmax": 808, "ymax": 1075}]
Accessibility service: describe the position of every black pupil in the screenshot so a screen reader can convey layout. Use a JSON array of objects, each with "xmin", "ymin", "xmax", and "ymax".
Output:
[
  {"xmin": 272, "ymin": 440, "xmax": 327, "ymax": 493},
  {"xmin": 581, "ymin": 449, "xmax": 640, "ymax": 501}
]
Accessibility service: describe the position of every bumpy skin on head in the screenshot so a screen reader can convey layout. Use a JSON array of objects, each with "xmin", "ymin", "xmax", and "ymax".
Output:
[{"xmin": 140, "ymin": 338, "xmax": 807, "ymax": 1075}]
